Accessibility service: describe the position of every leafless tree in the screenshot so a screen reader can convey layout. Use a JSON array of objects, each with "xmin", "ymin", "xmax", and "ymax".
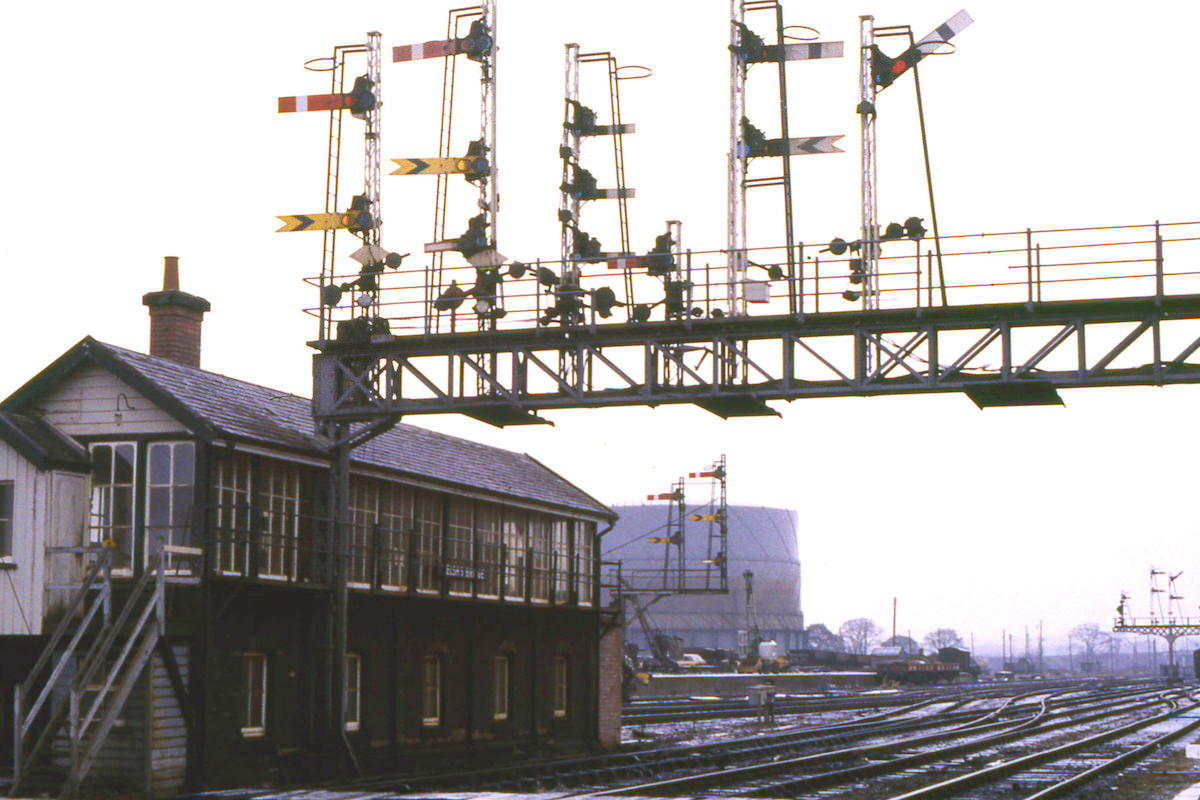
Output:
[
  {"xmin": 882, "ymin": 635, "xmax": 920, "ymax": 654},
  {"xmin": 805, "ymin": 624, "xmax": 845, "ymax": 652},
  {"xmin": 924, "ymin": 628, "xmax": 964, "ymax": 650},
  {"xmin": 1070, "ymin": 623, "xmax": 1110, "ymax": 670},
  {"xmin": 840, "ymin": 618, "xmax": 883, "ymax": 655}
]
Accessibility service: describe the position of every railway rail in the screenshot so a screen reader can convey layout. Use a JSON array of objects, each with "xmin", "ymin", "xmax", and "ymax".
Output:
[
  {"xmin": 598, "ymin": 685, "xmax": 1200, "ymax": 798},
  {"xmin": 182, "ymin": 679, "xmax": 1186, "ymax": 800},
  {"xmin": 621, "ymin": 677, "xmax": 1095, "ymax": 724}
]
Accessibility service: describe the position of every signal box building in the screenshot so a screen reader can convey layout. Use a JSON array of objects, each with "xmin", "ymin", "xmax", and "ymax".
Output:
[{"xmin": 0, "ymin": 263, "xmax": 620, "ymax": 797}]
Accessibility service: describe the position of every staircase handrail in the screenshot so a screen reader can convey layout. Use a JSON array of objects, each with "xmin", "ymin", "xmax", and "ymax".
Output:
[
  {"xmin": 70, "ymin": 550, "xmax": 163, "ymax": 700},
  {"xmin": 17, "ymin": 547, "xmax": 111, "ymax": 705},
  {"xmin": 12, "ymin": 547, "xmax": 111, "ymax": 795}
]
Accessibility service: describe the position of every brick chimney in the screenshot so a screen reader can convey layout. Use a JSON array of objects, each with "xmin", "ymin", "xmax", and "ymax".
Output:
[{"xmin": 142, "ymin": 256, "xmax": 211, "ymax": 368}]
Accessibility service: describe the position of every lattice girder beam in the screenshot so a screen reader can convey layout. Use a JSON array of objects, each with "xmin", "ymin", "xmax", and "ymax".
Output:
[{"xmin": 312, "ymin": 294, "xmax": 1200, "ymax": 422}]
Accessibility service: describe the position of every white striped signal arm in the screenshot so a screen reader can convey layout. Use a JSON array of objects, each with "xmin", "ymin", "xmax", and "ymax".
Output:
[
  {"xmin": 916, "ymin": 10, "xmax": 973, "ymax": 51},
  {"xmin": 779, "ymin": 41, "xmax": 844, "ymax": 61}
]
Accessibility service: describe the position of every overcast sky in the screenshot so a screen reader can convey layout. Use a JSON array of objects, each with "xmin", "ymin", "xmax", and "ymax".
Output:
[{"xmin": 3, "ymin": 1, "xmax": 1198, "ymax": 655}]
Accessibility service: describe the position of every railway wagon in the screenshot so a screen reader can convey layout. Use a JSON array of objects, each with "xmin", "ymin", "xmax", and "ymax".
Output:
[
  {"xmin": 938, "ymin": 646, "xmax": 980, "ymax": 677},
  {"xmin": 875, "ymin": 658, "xmax": 962, "ymax": 684}
]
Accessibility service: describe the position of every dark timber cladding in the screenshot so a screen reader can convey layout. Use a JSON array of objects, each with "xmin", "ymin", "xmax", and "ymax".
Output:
[
  {"xmin": 312, "ymin": 293, "xmax": 1200, "ymax": 422},
  {"xmin": 2, "ymin": 335, "xmax": 617, "ymax": 794}
]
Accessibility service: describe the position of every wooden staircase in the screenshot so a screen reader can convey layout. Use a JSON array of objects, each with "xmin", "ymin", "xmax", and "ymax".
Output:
[{"xmin": 10, "ymin": 544, "xmax": 200, "ymax": 799}]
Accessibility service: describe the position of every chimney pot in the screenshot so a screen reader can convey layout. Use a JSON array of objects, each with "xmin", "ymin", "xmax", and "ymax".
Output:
[
  {"xmin": 143, "ymin": 256, "xmax": 211, "ymax": 368},
  {"xmin": 163, "ymin": 256, "xmax": 180, "ymax": 291}
]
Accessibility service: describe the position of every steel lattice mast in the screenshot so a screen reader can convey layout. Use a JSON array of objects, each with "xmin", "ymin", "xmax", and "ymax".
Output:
[
  {"xmin": 727, "ymin": 0, "xmax": 749, "ymax": 318},
  {"xmin": 859, "ymin": 16, "xmax": 879, "ymax": 314}
]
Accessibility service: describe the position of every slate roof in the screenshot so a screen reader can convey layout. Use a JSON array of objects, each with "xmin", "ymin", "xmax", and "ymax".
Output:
[
  {"xmin": 2, "ymin": 338, "xmax": 613, "ymax": 519},
  {"xmin": 0, "ymin": 411, "xmax": 91, "ymax": 473}
]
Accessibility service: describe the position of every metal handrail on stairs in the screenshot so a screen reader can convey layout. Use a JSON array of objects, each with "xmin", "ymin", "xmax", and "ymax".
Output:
[
  {"xmin": 12, "ymin": 546, "xmax": 111, "ymax": 795},
  {"xmin": 10, "ymin": 543, "xmax": 202, "ymax": 799}
]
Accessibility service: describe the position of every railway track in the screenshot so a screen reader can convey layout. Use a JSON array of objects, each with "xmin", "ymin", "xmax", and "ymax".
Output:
[
  {"xmin": 621, "ymin": 677, "xmax": 1123, "ymax": 724},
  {"xmin": 182, "ymin": 681, "xmax": 1189, "ymax": 800},
  {"xmin": 597, "ymin": 685, "xmax": 1200, "ymax": 798}
]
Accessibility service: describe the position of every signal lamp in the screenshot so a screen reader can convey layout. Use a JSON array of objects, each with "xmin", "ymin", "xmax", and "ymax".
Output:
[
  {"xmin": 729, "ymin": 21, "xmax": 766, "ymax": 61},
  {"xmin": 827, "ymin": 238, "xmax": 849, "ymax": 256},
  {"xmin": 354, "ymin": 273, "xmax": 378, "ymax": 292},
  {"xmin": 647, "ymin": 230, "xmax": 675, "ymax": 275},
  {"xmin": 903, "ymin": 216, "xmax": 926, "ymax": 240},
  {"xmin": 572, "ymin": 228, "xmax": 603, "ymax": 260},
  {"xmin": 321, "ymin": 284, "xmax": 343, "ymax": 307},
  {"xmin": 564, "ymin": 100, "xmax": 597, "ymax": 136},
  {"xmin": 871, "ymin": 45, "xmax": 921, "ymax": 91},
  {"xmin": 461, "ymin": 19, "xmax": 492, "ymax": 62},
  {"xmin": 508, "ymin": 261, "xmax": 527, "ymax": 279},
  {"xmin": 740, "ymin": 117, "xmax": 767, "ymax": 156},
  {"xmin": 882, "ymin": 222, "xmax": 905, "ymax": 241},
  {"xmin": 536, "ymin": 266, "xmax": 560, "ymax": 287},
  {"xmin": 593, "ymin": 286, "xmax": 622, "ymax": 318},
  {"xmin": 849, "ymin": 258, "xmax": 864, "ymax": 285},
  {"xmin": 472, "ymin": 268, "xmax": 501, "ymax": 298},
  {"xmin": 631, "ymin": 304, "xmax": 653, "ymax": 323},
  {"xmin": 386, "ymin": 252, "xmax": 407, "ymax": 269},
  {"xmin": 456, "ymin": 214, "xmax": 489, "ymax": 258},
  {"xmin": 434, "ymin": 281, "xmax": 467, "ymax": 311},
  {"xmin": 766, "ymin": 265, "xmax": 783, "ymax": 280},
  {"xmin": 711, "ymin": 308, "xmax": 725, "ymax": 319},
  {"xmin": 842, "ymin": 289, "xmax": 861, "ymax": 301},
  {"xmin": 561, "ymin": 166, "xmax": 598, "ymax": 200},
  {"xmin": 664, "ymin": 280, "xmax": 687, "ymax": 315},
  {"xmin": 457, "ymin": 156, "xmax": 489, "ymax": 177},
  {"xmin": 554, "ymin": 287, "xmax": 584, "ymax": 319},
  {"xmin": 344, "ymin": 195, "xmax": 372, "ymax": 235},
  {"xmin": 349, "ymin": 75, "xmax": 376, "ymax": 117}
]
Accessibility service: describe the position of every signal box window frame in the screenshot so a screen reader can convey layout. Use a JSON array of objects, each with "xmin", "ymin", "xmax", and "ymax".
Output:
[
  {"xmin": 242, "ymin": 651, "xmax": 268, "ymax": 738},
  {"xmin": 0, "ymin": 481, "xmax": 13, "ymax": 566}
]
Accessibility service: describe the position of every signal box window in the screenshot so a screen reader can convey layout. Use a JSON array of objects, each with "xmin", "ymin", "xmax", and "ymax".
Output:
[
  {"xmin": 553, "ymin": 656, "xmax": 568, "ymax": 718},
  {"xmin": 215, "ymin": 454, "xmax": 252, "ymax": 575},
  {"xmin": 242, "ymin": 652, "xmax": 268, "ymax": 737},
  {"xmin": 492, "ymin": 655, "xmax": 510, "ymax": 721},
  {"xmin": 89, "ymin": 443, "xmax": 136, "ymax": 572},
  {"xmin": 422, "ymin": 654, "xmax": 442, "ymax": 726},
  {"xmin": 146, "ymin": 442, "xmax": 194, "ymax": 572},
  {"xmin": 344, "ymin": 652, "xmax": 362, "ymax": 732},
  {"xmin": 502, "ymin": 513, "xmax": 526, "ymax": 600},
  {"xmin": 0, "ymin": 481, "xmax": 13, "ymax": 563},
  {"xmin": 415, "ymin": 493, "xmax": 443, "ymax": 593}
]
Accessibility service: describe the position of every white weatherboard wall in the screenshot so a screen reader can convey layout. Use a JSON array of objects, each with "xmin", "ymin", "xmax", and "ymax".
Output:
[
  {"xmin": 36, "ymin": 363, "xmax": 186, "ymax": 436},
  {"xmin": 0, "ymin": 440, "xmax": 90, "ymax": 635}
]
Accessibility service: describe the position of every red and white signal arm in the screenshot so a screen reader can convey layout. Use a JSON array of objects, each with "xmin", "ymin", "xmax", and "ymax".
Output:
[
  {"xmin": 278, "ymin": 94, "xmax": 351, "ymax": 113},
  {"xmin": 392, "ymin": 39, "xmax": 458, "ymax": 62}
]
